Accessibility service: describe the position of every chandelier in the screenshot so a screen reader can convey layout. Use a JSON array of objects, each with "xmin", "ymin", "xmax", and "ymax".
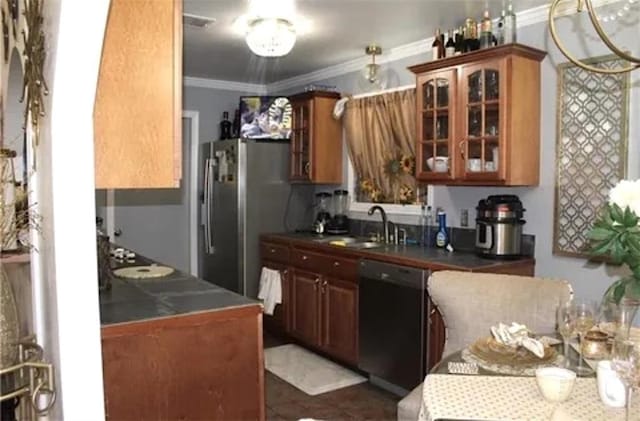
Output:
[
  {"xmin": 245, "ymin": 17, "xmax": 296, "ymax": 57},
  {"xmin": 234, "ymin": 0, "xmax": 304, "ymax": 58},
  {"xmin": 549, "ymin": 0, "xmax": 639, "ymax": 74}
]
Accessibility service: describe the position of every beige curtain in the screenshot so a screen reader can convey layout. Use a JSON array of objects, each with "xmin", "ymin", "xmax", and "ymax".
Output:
[{"xmin": 344, "ymin": 88, "xmax": 416, "ymax": 203}]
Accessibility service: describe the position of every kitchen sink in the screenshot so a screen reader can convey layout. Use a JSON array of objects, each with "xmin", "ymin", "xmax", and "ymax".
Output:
[
  {"xmin": 312, "ymin": 236, "xmax": 358, "ymax": 244},
  {"xmin": 345, "ymin": 241, "xmax": 384, "ymax": 249}
]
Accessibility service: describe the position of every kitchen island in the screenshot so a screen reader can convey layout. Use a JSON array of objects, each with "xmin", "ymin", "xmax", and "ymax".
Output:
[{"xmin": 100, "ymin": 255, "xmax": 264, "ymax": 421}]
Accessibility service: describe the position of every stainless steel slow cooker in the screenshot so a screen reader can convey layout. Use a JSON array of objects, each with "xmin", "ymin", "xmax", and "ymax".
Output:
[{"xmin": 475, "ymin": 195, "xmax": 525, "ymax": 259}]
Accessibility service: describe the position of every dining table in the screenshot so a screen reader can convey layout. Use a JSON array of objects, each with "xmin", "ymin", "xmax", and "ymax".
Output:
[{"xmin": 418, "ymin": 339, "xmax": 639, "ymax": 421}]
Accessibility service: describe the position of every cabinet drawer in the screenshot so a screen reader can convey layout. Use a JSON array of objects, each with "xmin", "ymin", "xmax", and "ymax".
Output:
[
  {"xmin": 260, "ymin": 242, "xmax": 290, "ymax": 264},
  {"xmin": 291, "ymin": 249, "xmax": 331, "ymax": 273},
  {"xmin": 326, "ymin": 256, "xmax": 358, "ymax": 283}
]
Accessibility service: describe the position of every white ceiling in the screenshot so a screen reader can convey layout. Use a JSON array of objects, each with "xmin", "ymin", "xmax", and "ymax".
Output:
[{"xmin": 183, "ymin": 0, "xmax": 552, "ymax": 84}]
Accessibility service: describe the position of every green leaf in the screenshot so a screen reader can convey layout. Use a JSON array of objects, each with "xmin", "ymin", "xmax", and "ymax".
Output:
[
  {"xmin": 588, "ymin": 227, "xmax": 614, "ymax": 241},
  {"xmin": 611, "ymin": 204, "xmax": 625, "ymax": 224},
  {"xmin": 607, "ymin": 280, "xmax": 628, "ymax": 304},
  {"xmin": 591, "ymin": 237, "xmax": 615, "ymax": 255},
  {"xmin": 624, "ymin": 206, "xmax": 639, "ymax": 227}
]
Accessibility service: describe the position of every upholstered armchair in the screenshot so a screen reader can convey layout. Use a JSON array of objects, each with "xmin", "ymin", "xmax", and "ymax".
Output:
[{"xmin": 397, "ymin": 270, "xmax": 573, "ymax": 421}]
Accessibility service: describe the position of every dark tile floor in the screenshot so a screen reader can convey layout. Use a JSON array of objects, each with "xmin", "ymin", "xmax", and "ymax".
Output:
[{"xmin": 264, "ymin": 333, "xmax": 399, "ymax": 420}]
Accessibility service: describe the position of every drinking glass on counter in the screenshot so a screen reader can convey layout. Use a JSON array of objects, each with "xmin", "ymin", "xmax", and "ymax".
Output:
[
  {"xmin": 611, "ymin": 304, "xmax": 640, "ymax": 421},
  {"xmin": 574, "ymin": 300, "xmax": 597, "ymax": 375},
  {"xmin": 557, "ymin": 301, "xmax": 577, "ymax": 368}
]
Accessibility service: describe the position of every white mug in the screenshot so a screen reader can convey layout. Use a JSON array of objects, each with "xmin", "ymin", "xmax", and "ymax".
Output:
[{"xmin": 597, "ymin": 360, "xmax": 626, "ymax": 408}]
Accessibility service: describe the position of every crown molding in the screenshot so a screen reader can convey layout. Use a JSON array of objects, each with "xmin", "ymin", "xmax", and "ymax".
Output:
[
  {"xmin": 517, "ymin": 0, "xmax": 621, "ymax": 27},
  {"xmin": 266, "ymin": 38, "xmax": 431, "ymax": 93},
  {"xmin": 186, "ymin": 0, "xmax": 624, "ymax": 95},
  {"xmin": 266, "ymin": 0, "xmax": 624, "ymax": 93},
  {"xmin": 184, "ymin": 76, "xmax": 267, "ymax": 94}
]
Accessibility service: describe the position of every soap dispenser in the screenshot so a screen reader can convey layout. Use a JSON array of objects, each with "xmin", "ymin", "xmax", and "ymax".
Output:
[{"xmin": 435, "ymin": 209, "xmax": 449, "ymax": 248}]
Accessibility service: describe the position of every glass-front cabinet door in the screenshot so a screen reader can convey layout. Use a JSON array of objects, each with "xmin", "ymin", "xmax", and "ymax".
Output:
[
  {"xmin": 416, "ymin": 69, "xmax": 456, "ymax": 181},
  {"xmin": 290, "ymin": 100, "xmax": 312, "ymax": 181},
  {"xmin": 459, "ymin": 60, "xmax": 506, "ymax": 181}
]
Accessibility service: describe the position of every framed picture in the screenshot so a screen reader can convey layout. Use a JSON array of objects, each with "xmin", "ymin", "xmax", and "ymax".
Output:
[
  {"xmin": 552, "ymin": 54, "xmax": 630, "ymax": 258},
  {"xmin": 239, "ymin": 96, "xmax": 292, "ymax": 140}
]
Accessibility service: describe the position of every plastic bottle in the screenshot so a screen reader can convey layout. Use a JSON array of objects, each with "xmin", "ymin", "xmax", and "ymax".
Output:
[
  {"xmin": 435, "ymin": 209, "xmax": 449, "ymax": 248},
  {"xmin": 421, "ymin": 205, "xmax": 434, "ymax": 248}
]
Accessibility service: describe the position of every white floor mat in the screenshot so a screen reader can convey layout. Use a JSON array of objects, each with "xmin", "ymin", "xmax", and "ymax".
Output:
[{"xmin": 264, "ymin": 344, "xmax": 367, "ymax": 396}]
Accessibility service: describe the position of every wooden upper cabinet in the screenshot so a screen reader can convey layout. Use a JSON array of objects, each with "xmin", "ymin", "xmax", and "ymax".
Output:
[
  {"xmin": 409, "ymin": 44, "xmax": 546, "ymax": 186},
  {"xmin": 289, "ymin": 91, "xmax": 342, "ymax": 184},
  {"xmin": 94, "ymin": 0, "xmax": 182, "ymax": 189}
]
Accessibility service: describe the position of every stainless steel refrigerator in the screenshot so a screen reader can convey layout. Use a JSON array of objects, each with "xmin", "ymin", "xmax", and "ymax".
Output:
[{"xmin": 199, "ymin": 138, "xmax": 312, "ymax": 298}]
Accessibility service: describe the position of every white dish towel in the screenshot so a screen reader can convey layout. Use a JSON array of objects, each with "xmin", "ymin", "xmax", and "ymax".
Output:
[{"xmin": 258, "ymin": 267, "xmax": 282, "ymax": 315}]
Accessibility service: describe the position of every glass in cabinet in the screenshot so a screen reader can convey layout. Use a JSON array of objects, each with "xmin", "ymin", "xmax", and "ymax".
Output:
[
  {"xmin": 290, "ymin": 100, "xmax": 311, "ymax": 181},
  {"xmin": 460, "ymin": 61, "xmax": 505, "ymax": 181},
  {"xmin": 416, "ymin": 69, "xmax": 456, "ymax": 180}
]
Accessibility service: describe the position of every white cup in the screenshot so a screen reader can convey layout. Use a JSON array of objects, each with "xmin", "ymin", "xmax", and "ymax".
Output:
[
  {"xmin": 467, "ymin": 158, "xmax": 482, "ymax": 172},
  {"xmin": 535, "ymin": 367, "xmax": 576, "ymax": 403},
  {"xmin": 597, "ymin": 360, "xmax": 626, "ymax": 408}
]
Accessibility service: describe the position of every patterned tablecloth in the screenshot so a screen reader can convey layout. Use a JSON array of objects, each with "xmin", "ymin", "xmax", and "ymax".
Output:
[{"xmin": 419, "ymin": 374, "xmax": 637, "ymax": 421}]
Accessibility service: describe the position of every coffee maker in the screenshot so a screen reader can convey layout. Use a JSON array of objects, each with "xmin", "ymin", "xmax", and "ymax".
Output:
[
  {"xmin": 326, "ymin": 190, "xmax": 350, "ymax": 235},
  {"xmin": 313, "ymin": 192, "xmax": 332, "ymax": 233}
]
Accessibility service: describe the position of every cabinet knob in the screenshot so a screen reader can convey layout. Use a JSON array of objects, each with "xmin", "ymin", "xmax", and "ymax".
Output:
[
  {"xmin": 315, "ymin": 278, "xmax": 321, "ymax": 284},
  {"xmin": 302, "ymin": 255, "xmax": 308, "ymax": 260},
  {"xmin": 322, "ymin": 280, "xmax": 327, "ymax": 287},
  {"xmin": 270, "ymin": 248, "xmax": 276, "ymax": 253},
  {"xmin": 459, "ymin": 140, "xmax": 466, "ymax": 160},
  {"xmin": 283, "ymin": 269, "xmax": 288, "ymax": 275},
  {"xmin": 333, "ymin": 261, "xmax": 340, "ymax": 267}
]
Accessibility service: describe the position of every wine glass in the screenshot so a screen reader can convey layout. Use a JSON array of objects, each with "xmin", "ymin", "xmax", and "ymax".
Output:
[
  {"xmin": 611, "ymin": 306, "xmax": 640, "ymax": 421},
  {"xmin": 557, "ymin": 301, "xmax": 577, "ymax": 368},
  {"xmin": 574, "ymin": 300, "xmax": 597, "ymax": 375}
]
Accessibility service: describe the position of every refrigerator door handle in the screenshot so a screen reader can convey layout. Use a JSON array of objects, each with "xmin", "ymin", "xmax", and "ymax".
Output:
[
  {"xmin": 206, "ymin": 158, "xmax": 216, "ymax": 254},
  {"xmin": 203, "ymin": 157, "xmax": 214, "ymax": 255}
]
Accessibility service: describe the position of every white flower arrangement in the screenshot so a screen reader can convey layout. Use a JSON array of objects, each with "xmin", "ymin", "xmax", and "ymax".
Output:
[{"xmin": 589, "ymin": 179, "xmax": 640, "ymax": 303}]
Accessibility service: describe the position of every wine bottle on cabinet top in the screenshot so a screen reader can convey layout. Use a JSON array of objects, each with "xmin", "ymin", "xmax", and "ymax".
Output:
[
  {"xmin": 432, "ymin": 28, "xmax": 443, "ymax": 60},
  {"xmin": 503, "ymin": 3, "xmax": 517, "ymax": 43},
  {"xmin": 219, "ymin": 111, "xmax": 232, "ymax": 140},
  {"xmin": 445, "ymin": 29, "xmax": 455, "ymax": 57}
]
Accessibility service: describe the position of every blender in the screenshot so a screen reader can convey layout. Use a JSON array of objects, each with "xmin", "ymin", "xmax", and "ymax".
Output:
[
  {"xmin": 313, "ymin": 192, "xmax": 332, "ymax": 234},
  {"xmin": 327, "ymin": 190, "xmax": 350, "ymax": 234}
]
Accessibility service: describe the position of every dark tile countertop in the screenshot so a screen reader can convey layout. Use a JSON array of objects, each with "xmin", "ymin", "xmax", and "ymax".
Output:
[
  {"xmin": 263, "ymin": 232, "xmax": 535, "ymax": 272},
  {"xmin": 99, "ymin": 254, "xmax": 258, "ymax": 327}
]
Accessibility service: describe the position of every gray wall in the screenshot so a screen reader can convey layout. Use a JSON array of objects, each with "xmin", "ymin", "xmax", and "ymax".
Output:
[
  {"xmin": 184, "ymin": 85, "xmax": 258, "ymax": 144},
  {"xmin": 95, "ymin": 85, "xmax": 263, "ymax": 271},
  {"xmin": 275, "ymin": 13, "xmax": 640, "ymax": 302}
]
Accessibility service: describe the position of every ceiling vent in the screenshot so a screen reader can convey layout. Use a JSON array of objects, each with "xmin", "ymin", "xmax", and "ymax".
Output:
[{"xmin": 183, "ymin": 13, "xmax": 216, "ymax": 29}]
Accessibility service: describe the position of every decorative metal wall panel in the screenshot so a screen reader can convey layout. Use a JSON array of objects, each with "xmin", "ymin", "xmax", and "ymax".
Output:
[{"xmin": 553, "ymin": 55, "xmax": 629, "ymax": 258}]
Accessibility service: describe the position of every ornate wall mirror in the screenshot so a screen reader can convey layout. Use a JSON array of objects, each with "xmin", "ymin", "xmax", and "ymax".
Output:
[{"xmin": 6, "ymin": 47, "xmax": 25, "ymax": 182}]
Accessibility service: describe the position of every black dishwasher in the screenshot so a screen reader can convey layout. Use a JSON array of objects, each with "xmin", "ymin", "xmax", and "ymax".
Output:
[{"xmin": 358, "ymin": 259, "xmax": 429, "ymax": 395}]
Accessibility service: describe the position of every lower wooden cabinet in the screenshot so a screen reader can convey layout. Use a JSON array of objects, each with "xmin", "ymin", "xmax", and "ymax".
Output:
[
  {"xmin": 322, "ymin": 277, "xmax": 358, "ymax": 364},
  {"xmin": 291, "ymin": 269, "xmax": 321, "ymax": 345},
  {"xmin": 290, "ymin": 268, "xmax": 359, "ymax": 365}
]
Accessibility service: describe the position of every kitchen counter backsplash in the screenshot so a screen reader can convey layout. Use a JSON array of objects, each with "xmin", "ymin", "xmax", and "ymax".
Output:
[{"xmin": 348, "ymin": 219, "xmax": 535, "ymax": 257}]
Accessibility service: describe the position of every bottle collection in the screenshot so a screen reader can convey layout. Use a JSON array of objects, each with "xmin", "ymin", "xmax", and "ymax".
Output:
[
  {"xmin": 219, "ymin": 110, "xmax": 242, "ymax": 140},
  {"xmin": 431, "ymin": 4, "xmax": 517, "ymax": 61}
]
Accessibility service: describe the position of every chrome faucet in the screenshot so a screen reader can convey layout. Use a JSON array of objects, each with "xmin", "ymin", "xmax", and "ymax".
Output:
[{"xmin": 368, "ymin": 205, "xmax": 391, "ymax": 243}]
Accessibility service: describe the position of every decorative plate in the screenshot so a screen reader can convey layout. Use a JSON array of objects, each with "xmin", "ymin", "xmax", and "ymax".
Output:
[{"xmin": 462, "ymin": 337, "xmax": 563, "ymax": 376}]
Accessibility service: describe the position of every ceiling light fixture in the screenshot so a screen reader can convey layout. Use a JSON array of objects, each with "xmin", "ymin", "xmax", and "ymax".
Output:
[
  {"xmin": 245, "ymin": 17, "xmax": 296, "ymax": 57},
  {"xmin": 235, "ymin": 0, "xmax": 303, "ymax": 58},
  {"xmin": 549, "ymin": 0, "xmax": 639, "ymax": 74},
  {"xmin": 364, "ymin": 44, "xmax": 382, "ymax": 83}
]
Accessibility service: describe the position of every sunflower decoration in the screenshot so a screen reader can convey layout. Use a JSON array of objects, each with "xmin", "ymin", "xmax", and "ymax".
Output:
[
  {"xmin": 383, "ymin": 156, "xmax": 402, "ymax": 180},
  {"xmin": 359, "ymin": 179, "xmax": 374, "ymax": 194},
  {"xmin": 401, "ymin": 155, "xmax": 415, "ymax": 175},
  {"xmin": 369, "ymin": 187, "xmax": 385, "ymax": 203},
  {"xmin": 398, "ymin": 184, "xmax": 415, "ymax": 204}
]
